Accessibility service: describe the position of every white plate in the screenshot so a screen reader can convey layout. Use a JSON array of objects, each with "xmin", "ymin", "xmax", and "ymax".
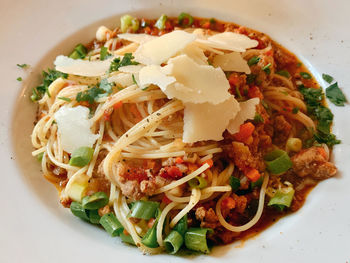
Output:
[{"xmin": 1, "ymin": 0, "xmax": 350, "ymax": 262}]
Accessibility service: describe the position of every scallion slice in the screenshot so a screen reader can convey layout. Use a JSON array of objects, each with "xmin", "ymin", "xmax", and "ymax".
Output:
[
  {"xmin": 69, "ymin": 44, "xmax": 87, "ymax": 59},
  {"xmin": 173, "ymin": 214, "xmax": 187, "ymax": 236},
  {"xmin": 69, "ymin": 146, "xmax": 94, "ymax": 167},
  {"xmin": 82, "ymin": 191, "xmax": 109, "ymax": 210},
  {"xmin": 264, "ymin": 150, "xmax": 293, "ymax": 175},
  {"xmin": 164, "ymin": 230, "xmax": 184, "ymax": 254},
  {"xmin": 120, "ymin": 231, "xmax": 136, "ymax": 245},
  {"xmin": 100, "ymin": 213, "xmax": 123, "ymax": 237},
  {"xmin": 70, "ymin": 201, "xmax": 89, "ymax": 221},
  {"xmin": 268, "ymin": 187, "xmax": 295, "ymax": 211},
  {"xmin": 129, "ymin": 200, "xmax": 160, "ymax": 220},
  {"xmin": 229, "ymin": 176, "xmax": 240, "ymax": 191},
  {"xmin": 155, "ymin": 14, "xmax": 168, "ymax": 30},
  {"xmin": 184, "ymin": 228, "xmax": 213, "ymax": 254},
  {"xmin": 87, "ymin": 209, "xmax": 101, "ymax": 224},
  {"xmin": 178, "ymin": 12, "xmax": 194, "ymax": 27},
  {"xmin": 141, "ymin": 221, "xmax": 159, "ymax": 248},
  {"xmin": 247, "ymin": 56, "xmax": 260, "ymax": 66},
  {"xmin": 188, "ymin": 176, "xmax": 207, "ymax": 189},
  {"xmin": 120, "ymin": 14, "xmax": 139, "ymax": 33}
]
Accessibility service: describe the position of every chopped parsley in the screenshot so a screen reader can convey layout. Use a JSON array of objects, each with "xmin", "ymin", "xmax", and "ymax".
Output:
[
  {"xmin": 235, "ymin": 86, "xmax": 242, "ymax": 99},
  {"xmin": 17, "ymin": 63, "xmax": 29, "ymax": 69},
  {"xmin": 326, "ymin": 82, "xmax": 347, "ymax": 106},
  {"xmin": 298, "ymin": 84, "xmax": 340, "ymax": 147},
  {"xmin": 254, "ymin": 113, "xmax": 264, "ymax": 123},
  {"xmin": 31, "ymin": 69, "xmax": 68, "ymax": 102},
  {"xmin": 246, "ymin": 74, "xmax": 256, "ymax": 84},
  {"xmin": 76, "ymin": 79, "xmax": 112, "ymax": 104},
  {"xmin": 322, "ymin": 73, "xmax": 334, "ymax": 84},
  {"xmin": 17, "ymin": 77, "xmax": 22, "ymax": 81},
  {"xmin": 300, "ymin": 72, "xmax": 312, "ymax": 79},
  {"xmin": 100, "ymin": 46, "xmax": 111, "ymax": 61},
  {"xmin": 262, "ymin": 63, "xmax": 271, "ymax": 75},
  {"xmin": 247, "ymin": 56, "xmax": 260, "ymax": 66},
  {"xmin": 276, "ymin": 70, "xmax": 290, "ymax": 78},
  {"xmin": 109, "ymin": 53, "xmax": 139, "ymax": 72},
  {"xmin": 58, "ymin": 96, "xmax": 71, "ymax": 102},
  {"xmin": 132, "ymin": 74, "xmax": 138, "ymax": 86},
  {"xmin": 292, "ymin": 107, "xmax": 299, "ymax": 114}
]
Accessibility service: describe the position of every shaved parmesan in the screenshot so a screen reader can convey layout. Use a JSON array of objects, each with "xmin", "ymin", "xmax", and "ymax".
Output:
[
  {"xmin": 227, "ymin": 98, "xmax": 260, "ymax": 134},
  {"xmin": 54, "ymin": 55, "xmax": 113, "ymax": 77},
  {"xmin": 139, "ymin": 65, "xmax": 176, "ymax": 91},
  {"xmin": 55, "ymin": 106, "xmax": 99, "ymax": 153},
  {"xmin": 183, "ymin": 97, "xmax": 240, "ymax": 143},
  {"xmin": 196, "ymin": 32, "xmax": 258, "ymax": 52},
  {"xmin": 118, "ymin": 65, "xmax": 144, "ymax": 73},
  {"xmin": 107, "ymin": 73, "xmax": 134, "ymax": 87},
  {"xmin": 117, "ymin": 33, "xmax": 156, "ymax": 43},
  {"xmin": 113, "ymin": 42, "xmax": 139, "ymax": 55},
  {"xmin": 134, "ymin": 30, "xmax": 196, "ymax": 65},
  {"xmin": 181, "ymin": 43, "xmax": 208, "ymax": 65},
  {"xmin": 165, "ymin": 54, "xmax": 231, "ymax": 104},
  {"xmin": 213, "ymin": 52, "xmax": 251, "ymax": 74}
]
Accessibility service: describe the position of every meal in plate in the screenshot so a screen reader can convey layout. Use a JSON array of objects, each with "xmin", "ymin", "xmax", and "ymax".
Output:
[{"xmin": 30, "ymin": 13, "xmax": 344, "ymax": 254}]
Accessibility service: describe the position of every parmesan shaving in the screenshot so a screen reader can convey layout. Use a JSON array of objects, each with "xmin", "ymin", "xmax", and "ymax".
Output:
[
  {"xmin": 196, "ymin": 32, "xmax": 258, "ymax": 52},
  {"xmin": 117, "ymin": 33, "xmax": 156, "ymax": 43},
  {"xmin": 134, "ymin": 30, "xmax": 196, "ymax": 65},
  {"xmin": 227, "ymin": 98, "xmax": 260, "ymax": 134},
  {"xmin": 165, "ymin": 54, "xmax": 231, "ymax": 104},
  {"xmin": 118, "ymin": 65, "xmax": 144, "ymax": 73},
  {"xmin": 181, "ymin": 43, "xmax": 208, "ymax": 65},
  {"xmin": 54, "ymin": 55, "xmax": 113, "ymax": 77},
  {"xmin": 54, "ymin": 106, "xmax": 99, "ymax": 153},
  {"xmin": 107, "ymin": 73, "xmax": 134, "ymax": 87},
  {"xmin": 139, "ymin": 65, "xmax": 176, "ymax": 91},
  {"xmin": 213, "ymin": 52, "xmax": 251, "ymax": 74},
  {"xmin": 183, "ymin": 97, "xmax": 240, "ymax": 143}
]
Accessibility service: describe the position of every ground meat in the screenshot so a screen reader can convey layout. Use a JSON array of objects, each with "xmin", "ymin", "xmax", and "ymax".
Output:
[
  {"xmin": 98, "ymin": 205, "xmax": 111, "ymax": 217},
  {"xmin": 273, "ymin": 115, "xmax": 292, "ymax": 144},
  {"xmin": 273, "ymin": 44, "xmax": 297, "ymax": 69},
  {"xmin": 60, "ymin": 196, "xmax": 72, "ymax": 208},
  {"xmin": 140, "ymin": 176, "xmax": 169, "ymax": 196},
  {"xmin": 291, "ymin": 146, "xmax": 337, "ymax": 179},
  {"xmin": 195, "ymin": 207, "xmax": 220, "ymax": 229},
  {"xmin": 226, "ymin": 141, "xmax": 265, "ymax": 171},
  {"xmin": 249, "ymin": 52, "xmax": 275, "ymax": 88}
]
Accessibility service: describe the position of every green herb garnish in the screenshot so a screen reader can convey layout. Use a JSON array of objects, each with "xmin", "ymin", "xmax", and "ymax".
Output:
[
  {"xmin": 58, "ymin": 96, "xmax": 71, "ymax": 102},
  {"xmin": 276, "ymin": 70, "xmax": 290, "ymax": 78},
  {"xmin": 254, "ymin": 113, "xmax": 264, "ymax": 123},
  {"xmin": 100, "ymin": 46, "xmax": 111, "ymax": 61},
  {"xmin": 17, "ymin": 77, "xmax": 22, "ymax": 81},
  {"xmin": 322, "ymin": 73, "xmax": 334, "ymax": 84},
  {"xmin": 247, "ymin": 56, "xmax": 260, "ymax": 66},
  {"xmin": 109, "ymin": 53, "xmax": 139, "ymax": 72},
  {"xmin": 300, "ymin": 72, "xmax": 312, "ymax": 79},
  {"xmin": 17, "ymin": 63, "xmax": 29, "ymax": 69},
  {"xmin": 326, "ymin": 82, "xmax": 347, "ymax": 106},
  {"xmin": 262, "ymin": 63, "xmax": 271, "ymax": 75}
]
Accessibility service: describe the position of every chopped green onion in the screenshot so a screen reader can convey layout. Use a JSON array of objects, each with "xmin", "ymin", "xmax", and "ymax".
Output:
[
  {"xmin": 58, "ymin": 96, "xmax": 71, "ymax": 102},
  {"xmin": 247, "ymin": 56, "xmax": 260, "ymax": 66},
  {"xmin": 120, "ymin": 231, "xmax": 136, "ymax": 245},
  {"xmin": 286, "ymin": 138, "xmax": 302, "ymax": 152},
  {"xmin": 82, "ymin": 191, "xmax": 109, "ymax": 210},
  {"xmin": 322, "ymin": 73, "xmax": 334, "ymax": 84},
  {"xmin": 70, "ymin": 201, "xmax": 89, "ymax": 221},
  {"xmin": 130, "ymin": 201, "xmax": 160, "ymax": 220},
  {"xmin": 17, "ymin": 63, "xmax": 29, "ymax": 69},
  {"xmin": 164, "ymin": 230, "xmax": 184, "ymax": 254},
  {"xmin": 300, "ymin": 72, "xmax": 312, "ymax": 79},
  {"xmin": 262, "ymin": 63, "xmax": 272, "ymax": 75},
  {"xmin": 17, "ymin": 77, "xmax": 22, "ymax": 81},
  {"xmin": 173, "ymin": 214, "xmax": 188, "ymax": 236},
  {"xmin": 100, "ymin": 46, "xmax": 110, "ymax": 61},
  {"xmin": 229, "ymin": 176, "xmax": 240, "ymax": 191},
  {"xmin": 235, "ymin": 86, "xmax": 242, "ymax": 99},
  {"xmin": 209, "ymin": 18, "xmax": 216, "ymax": 24},
  {"xmin": 184, "ymin": 228, "xmax": 213, "ymax": 254},
  {"xmin": 178, "ymin": 12, "xmax": 194, "ymax": 27},
  {"xmin": 276, "ymin": 70, "xmax": 290, "ymax": 78},
  {"xmin": 251, "ymin": 175, "xmax": 264, "ymax": 188},
  {"xmin": 268, "ymin": 187, "xmax": 295, "ymax": 211},
  {"xmin": 120, "ymin": 14, "xmax": 139, "ymax": 33},
  {"xmin": 188, "ymin": 176, "xmax": 207, "ymax": 189},
  {"xmin": 246, "ymin": 74, "xmax": 256, "ymax": 84},
  {"xmin": 132, "ymin": 74, "xmax": 138, "ymax": 86},
  {"xmin": 69, "ymin": 44, "xmax": 87, "ymax": 59},
  {"xmin": 87, "ymin": 209, "xmax": 101, "ymax": 224},
  {"xmin": 100, "ymin": 213, "xmax": 123, "ymax": 237},
  {"xmin": 37, "ymin": 152, "xmax": 44, "ymax": 162},
  {"xmin": 264, "ymin": 149, "xmax": 293, "ymax": 175},
  {"xmin": 141, "ymin": 221, "xmax": 159, "ymax": 248},
  {"xmin": 155, "ymin": 14, "xmax": 168, "ymax": 30},
  {"xmin": 69, "ymin": 146, "xmax": 94, "ymax": 167}
]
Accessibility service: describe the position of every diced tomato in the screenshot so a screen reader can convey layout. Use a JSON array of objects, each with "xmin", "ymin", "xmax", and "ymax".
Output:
[
  {"xmin": 144, "ymin": 26, "xmax": 151, "ymax": 34},
  {"xmin": 229, "ymin": 74, "xmax": 240, "ymax": 86},
  {"xmin": 162, "ymin": 195, "xmax": 172, "ymax": 205},
  {"xmin": 202, "ymin": 159, "xmax": 214, "ymax": 168},
  {"xmin": 187, "ymin": 163, "xmax": 198, "ymax": 173},
  {"xmin": 113, "ymin": 101, "xmax": 123, "ymax": 110},
  {"xmin": 167, "ymin": 166, "xmax": 183, "ymax": 179},
  {"xmin": 234, "ymin": 122, "xmax": 255, "ymax": 142},
  {"xmin": 175, "ymin": 157, "xmax": 184, "ymax": 164},
  {"xmin": 122, "ymin": 167, "xmax": 148, "ymax": 182},
  {"xmin": 248, "ymin": 85, "xmax": 264, "ymax": 99},
  {"xmin": 221, "ymin": 197, "xmax": 236, "ymax": 210},
  {"xmin": 202, "ymin": 21, "xmax": 211, "ymax": 29},
  {"xmin": 103, "ymin": 109, "xmax": 112, "ymax": 121},
  {"xmin": 165, "ymin": 21, "xmax": 174, "ymax": 31},
  {"xmin": 245, "ymin": 168, "xmax": 261, "ymax": 182}
]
